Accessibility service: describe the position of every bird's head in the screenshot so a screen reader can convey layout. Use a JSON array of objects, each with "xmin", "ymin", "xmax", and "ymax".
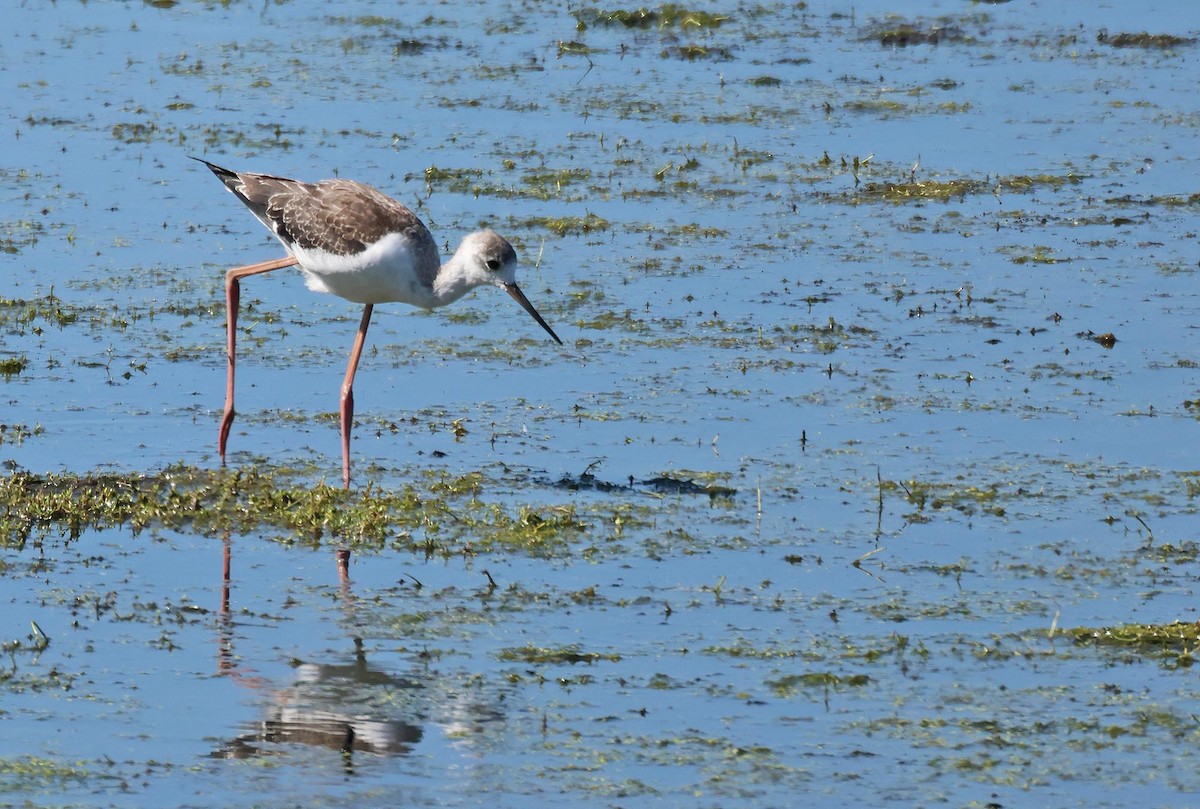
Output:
[{"xmin": 455, "ymin": 230, "xmax": 562, "ymax": 346}]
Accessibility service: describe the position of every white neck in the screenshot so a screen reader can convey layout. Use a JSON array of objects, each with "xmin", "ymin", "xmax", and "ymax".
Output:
[{"xmin": 430, "ymin": 253, "xmax": 482, "ymax": 308}]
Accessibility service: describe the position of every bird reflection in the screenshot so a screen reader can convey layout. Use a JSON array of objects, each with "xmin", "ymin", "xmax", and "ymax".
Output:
[
  {"xmin": 212, "ymin": 637, "xmax": 425, "ymax": 762},
  {"xmin": 211, "ymin": 536, "xmax": 503, "ymax": 766}
]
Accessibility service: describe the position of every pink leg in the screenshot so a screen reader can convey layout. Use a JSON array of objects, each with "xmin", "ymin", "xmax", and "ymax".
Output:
[
  {"xmin": 219, "ymin": 256, "xmax": 299, "ymax": 465},
  {"xmin": 339, "ymin": 304, "xmax": 374, "ymax": 489}
]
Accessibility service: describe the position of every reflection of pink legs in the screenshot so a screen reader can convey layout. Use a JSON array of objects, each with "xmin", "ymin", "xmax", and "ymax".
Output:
[
  {"xmin": 218, "ymin": 256, "xmax": 299, "ymax": 465},
  {"xmin": 218, "ymin": 534, "xmax": 233, "ymax": 676},
  {"xmin": 221, "ymin": 535, "xmax": 232, "ymax": 612},
  {"xmin": 218, "ymin": 539, "xmax": 355, "ymax": 680}
]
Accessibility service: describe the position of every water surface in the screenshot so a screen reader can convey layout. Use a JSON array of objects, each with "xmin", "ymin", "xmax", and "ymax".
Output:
[{"xmin": 1, "ymin": 1, "xmax": 1198, "ymax": 806}]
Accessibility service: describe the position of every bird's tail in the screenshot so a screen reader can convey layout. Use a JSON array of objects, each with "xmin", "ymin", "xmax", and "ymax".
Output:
[{"xmin": 189, "ymin": 156, "xmax": 243, "ymax": 195}]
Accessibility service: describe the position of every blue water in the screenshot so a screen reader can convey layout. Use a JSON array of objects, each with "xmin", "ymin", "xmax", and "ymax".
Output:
[{"xmin": 2, "ymin": 0, "xmax": 1199, "ymax": 806}]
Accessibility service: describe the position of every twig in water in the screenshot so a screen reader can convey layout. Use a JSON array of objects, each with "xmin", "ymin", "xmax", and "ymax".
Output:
[
  {"xmin": 853, "ymin": 547, "xmax": 886, "ymax": 582},
  {"xmin": 1129, "ymin": 510, "xmax": 1153, "ymax": 544}
]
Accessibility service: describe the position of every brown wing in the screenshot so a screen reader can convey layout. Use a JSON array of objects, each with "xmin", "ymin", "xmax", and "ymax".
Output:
[
  {"xmin": 265, "ymin": 178, "xmax": 430, "ymax": 256},
  {"xmin": 196, "ymin": 158, "xmax": 437, "ymax": 264}
]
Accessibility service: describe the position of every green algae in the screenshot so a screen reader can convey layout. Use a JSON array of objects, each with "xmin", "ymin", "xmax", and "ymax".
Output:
[
  {"xmin": 1071, "ymin": 621, "xmax": 1200, "ymax": 662},
  {"xmin": 0, "ymin": 756, "xmax": 92, "ymax": 792},
  {"xmin": 865, "ymin": 22, "xmax": 973, "ymax": 47},
  {"xmin": 1106, "ymin": 192, "xmax": 1200, "ymax": 208},
  {"xmin": 861, "ymin": 177, "xmax": 984, "ymax": 201},
  {"xmin": 767, "ymin": 672, "xmax": 870, "ymax": 697},
  {"xmin": 0, "ymin": 357, "xmax": 27, "ymax": 378},
  {"xmin": 497, "ymin": 643, "xmax": 621, "ymax": 664},
  {"xmin": 0, "ymin": 466, "xmax": 585, "ymax": 557},
  {"xmin": 524, "ymin": 213, "xmax": 611, "ymax": 236},
  {"xmin": 520, "ymin": 166, "xmax": 594, "ymax": 201},
  {"xmin": 884, "ymin": 477, "xmax": 1008, "ymax": 520},
  {"xmin": 702, "ymin": 640, "xmax": 798, "ymax": 660},
  {"xmin": 1009, "ymin": 246, "xmax": 1064, "ymax": 265},
  {"xmin": 0, "ymin": 422, "xmax": 42, "ymax": 444},
  {"xmin": 660, "ymin": 44, "xmax": 735, "ymax": 61},
  {"xmin": 0, "ymin": 218, "xmax": 44, "ymax": 254},
  {"xmin": 0, "ymin": 292, "xmax": 83, "ymax": 331},
  {"xmin": 111, "ymin": 121, "xmax": 159, "ymax": 144},
  {"xmin": 847, "ymin": 173, "xmax": 1081, "ymax": 204},
  {"xmin": 420, "ymin": 164, "xmax": 484, "ymax": 190},
  {"xmin": 575, "ymin": 5, "xmax": 730, "ymax": 30},
  {"xmin": 1098, "ymin": 31, "xmax": 1195, "ymax": 49}
]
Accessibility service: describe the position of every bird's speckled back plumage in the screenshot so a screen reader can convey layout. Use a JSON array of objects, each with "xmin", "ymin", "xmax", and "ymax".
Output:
[{"xmin": 195, "ymin": 158, "xmax": 441, "ymax": 291}]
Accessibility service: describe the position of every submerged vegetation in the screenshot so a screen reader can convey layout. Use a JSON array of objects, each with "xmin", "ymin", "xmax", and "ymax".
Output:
[
  {"xmin": 0, "ymin": 422, "xmax": 42, "ymax": 444},
  {"xmin": 0, "ymin": 219, "xmax": 44, "ymax": 255},
  {"xmin": 0, "ymin": 466, "xmax": 591, "ymax": 556},
  {"xmin": 1071, "ymin": 622, "xmax": 1200, "ymax": 666},
  {"xmin": 574, "ymin": 5, "xmax": 730, "ymax": 30},
  {"xmin": 1098, "ymin": 31, "xmax": 1196, "ymax": 49},
  {"xmin": 865, "ymin": 22, "xmax": 972, "ymax": 47},
  {"xmin": 846, "ymin": 172, "xmax": 1083, "ymax": 204},
  {"xmin": 0, "ymin": 292, "xmax": 85, "ymax": 331}
]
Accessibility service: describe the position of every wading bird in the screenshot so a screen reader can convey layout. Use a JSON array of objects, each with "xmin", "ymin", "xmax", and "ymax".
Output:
[{"xmin": 195, "ymin": 158, "xmax": 562, "ymax": 488}]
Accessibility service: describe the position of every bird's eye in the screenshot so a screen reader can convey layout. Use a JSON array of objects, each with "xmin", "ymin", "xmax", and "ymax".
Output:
[{"xmin": 486, "ymin": 259, "xmax": 501, "ymax": 271}]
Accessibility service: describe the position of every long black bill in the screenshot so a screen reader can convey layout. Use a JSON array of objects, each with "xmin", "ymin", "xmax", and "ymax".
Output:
[{"xmin": 505, "ymin": 283, "xmax": 563, "ymax": 346}]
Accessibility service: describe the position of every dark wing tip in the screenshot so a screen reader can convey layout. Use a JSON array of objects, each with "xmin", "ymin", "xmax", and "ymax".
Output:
[{"xmin": 190, "ymin": 156, "xmax": 239, "ymax": 185}]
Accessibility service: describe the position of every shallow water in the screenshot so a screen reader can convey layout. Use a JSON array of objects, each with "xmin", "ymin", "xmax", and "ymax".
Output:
[{"xmin": 2, "ymin": 1, "xmax": 1199, "ymax": 806}]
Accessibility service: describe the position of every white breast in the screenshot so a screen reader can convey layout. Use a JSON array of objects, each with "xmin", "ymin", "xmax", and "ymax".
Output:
[{"xmin": 289, "ymin": 231, "xmax": 440, "ymax": 308}]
